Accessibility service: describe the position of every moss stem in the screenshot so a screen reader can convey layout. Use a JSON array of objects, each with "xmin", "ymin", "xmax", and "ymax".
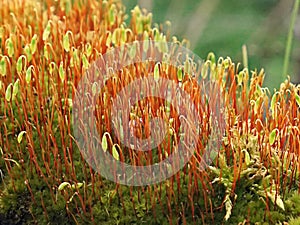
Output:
[{"xmin": 282, "ymin": 0, "xmax": 300, "ymax": 79}]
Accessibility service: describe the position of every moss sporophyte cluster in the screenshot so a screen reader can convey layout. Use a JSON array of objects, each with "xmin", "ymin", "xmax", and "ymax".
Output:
[{"xmin": 0, "ymin": 0, "xmax": 300, "ymax": 224}]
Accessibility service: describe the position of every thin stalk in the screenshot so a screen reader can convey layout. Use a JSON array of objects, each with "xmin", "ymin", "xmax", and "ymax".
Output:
[{"xmin": 282, "ymin": 0, "xmax": 300, "ymax": 78}]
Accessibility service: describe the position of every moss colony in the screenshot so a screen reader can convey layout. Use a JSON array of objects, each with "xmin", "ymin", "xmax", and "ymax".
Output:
[{"xmin": 0, "ymin": 0, "xmax": 300, "ymax": 224}]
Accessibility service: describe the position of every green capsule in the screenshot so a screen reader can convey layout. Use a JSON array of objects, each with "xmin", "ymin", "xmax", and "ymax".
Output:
[
  {"xmin": 12, "ymin": 79, "xmax": 20, "ymax": 99},
  {"xmin": 30, "ymin": 34, "xmax": 38, "ymax": 54},
  {"xmin": 270, "ymin": 92, "xmax": 279, "ymax": 117},
  {"xmin": 44, "ymin": 45, "xmax": 49, "ymax": 60},
  {"xmin": 65, "ymin": 0, "xmax": 71, "ymax": 14},
  {"xmin": 24, "ymin": 44, "xmax": 32, "ymax": 62},
  {"xmin": 6, "ymin": 36, "xmax": 14, "ymax": 57},
  {"xmin": 49, "ymin": 62, "xmax": 56, "ymax": 75},
  {"xmin": 70, "ymin": 56, "xmax": 74, "ymax": 67},
  {"xmin": 154, "ymin": 63, "xmax": 160, "ymax": 81},
  {"xmin": 101, "ymin": 134, "xmax": 108, "ymax": 152},
  {"xmin": 71, "ymin": 182, "xmax": 83, "ymax": 190},
  {"xmin": 120, "ymin": 27, "xmax": 126, "ymax": 44},
  {"xmin": 16, "ymin": 55, "xmax": 25, "ymax": 74},
  {"xmin": 109, "ymin": 4, "xmax": 116, "ymax": 25},
  {"xmin": 128, "ymin": 42, "xmax": 138, "ymax": 59},
  {"xmin": 255, "ymin": 84, "xmax": 263, "ymax": 96},
  {"xmin": 177, "ymin": 67, "xmax": 183, "ymax": 82},
  {"xmin": 112, "ymin": 144, "xmax": 119, "ymax": 160},
  {"xmin": 207, "ymin": 52, "xmax": 216, "ymax": 65},
  {"xmin": 106, "ymin": 32, "xmax": 112, "ymax": 47},
  {"xmin": 17, "ymin": 131, "xmax": 26, "ymax": 143},
  {"xmin": 0, "ymin": 57, "xmax": 6, "ymax": 76},
  {"xmin": 184, "ymin": 59, "xmax": 190, "ymax": 75},
  {"xmin": 112, "ymin": 28, "xmax": 118, "ymax": 45},
  {"xmin": 241, "ymin": 149, "xmax": 251, "ymax": 166},
  {"xmin": 58, "ymin": 182, "xmax": 71, "ymax": 191},
  {"xmin": 59, "ymin": 62, "xmax": 65, "ymax": 82},
  {"xmin": 269, "ymin": 129, "xmax": 277, "ymax": 145},
  {"xmin": 136, "ymin": 19, "xmax": 143, "ymax": 34},
  {"xmin": 72, "ymin": 48, "xmax": 79, "ymax": 66},
  {"xmin": 5, "ymin": 83, "xmax": 12, "ymax": 101},
  {"xmin": 26, "ymin": 66, "xmax": 33, "ymax": 83},
  {"xmin": 153, "ymin": 28, "xmax": 160, "ymax": 42},
  {"xmin": 143, "ymin": 31, "xmax": 149, "ymax": 52},
  {"xmin": 82, "ymin": 54, "xmax": 89, "ymax": 69},
  {"xmin": 254, "ymin": 97, "xmax": 261, "ymax": 115},
  {"xmin": 63, "ymin": 33, "xmax": 70, "ymax": 52},
  {"xmin": 42, "ymin": 20, "xmax": 51, "ymax": 41},
  {"xmin": 237, "ymin": 71, "xmax": 244, "ymax": 86},
  {"xmin": 86, "ymin": 43, "xmax": 92, "ymax": 57},
  {"xmin": 160, "ymin": 35, "xmax": 168, "ymax": 52}
]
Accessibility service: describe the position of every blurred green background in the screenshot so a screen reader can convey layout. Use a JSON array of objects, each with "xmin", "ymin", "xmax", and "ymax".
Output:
[{"xmin": 123, "ymin": 0, "xmax": 300, "ymax": 90}]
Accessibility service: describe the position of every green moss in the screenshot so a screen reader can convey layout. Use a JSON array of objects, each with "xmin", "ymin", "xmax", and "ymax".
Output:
[
  {"xmin": 288, "ymin": 217, "xmax": 300, "ymax": 225},
  {"xmin": 0, "ymin": 173, "xmax": 33, "ymax": 224}
]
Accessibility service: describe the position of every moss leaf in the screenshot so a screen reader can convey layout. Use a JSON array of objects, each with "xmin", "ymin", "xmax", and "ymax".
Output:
[
  {"xmin": 224, "ymin": 195, "xmax": 232, "ymax": 221},
  {"xmin": 267, "ymin": 191, "xmax": 285, "ymax": 211}
]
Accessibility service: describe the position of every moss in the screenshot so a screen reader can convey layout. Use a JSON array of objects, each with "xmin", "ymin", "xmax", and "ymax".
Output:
[
  {"xmin": 1, "ymin": 0, "xmax": 300, "ymax": 224},
  {"xmin": 285, "ymin": 190, "xmax": 300, "ymax": 215},
  {"xmin": 0, "ymin": 175, "xmax": 33, "ymax": 225},
  {"xmin": 288, "ymin": 217, "xmax": 300, "ymax": 225}
]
